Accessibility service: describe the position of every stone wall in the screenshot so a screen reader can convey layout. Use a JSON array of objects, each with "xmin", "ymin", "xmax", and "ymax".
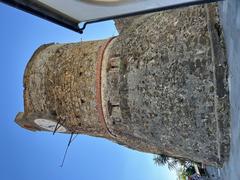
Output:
[
  {"xmin": 105, "ymin": 3, "xmax": 230, "ymax": 166},
  {"xmin": 16, "ymin": 40, "xmax": 114, "ymax": 137},
  {"xmin": 16, "ymin": 3, "xmax": 230, "ymax": 166}
]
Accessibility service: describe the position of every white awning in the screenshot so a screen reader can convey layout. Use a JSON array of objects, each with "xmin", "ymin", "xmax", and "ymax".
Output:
[
  {"xmin": 1, "ymin": 0, "xmax": 219, "ymax": 33},
  {"xmin": 38, "ymin": 0, "xmax": 217, "ymax": 22}
]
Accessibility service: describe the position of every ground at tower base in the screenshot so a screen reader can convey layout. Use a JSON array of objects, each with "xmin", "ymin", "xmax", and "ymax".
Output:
[{"xmin": 205, "ymin": 0, "xmax": 240, "ymax": 179}]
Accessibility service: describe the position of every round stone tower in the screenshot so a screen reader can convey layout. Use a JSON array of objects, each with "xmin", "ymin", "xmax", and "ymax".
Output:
[{"xmin": 16, "ymin": 3, "xmax": 230, "ymax": 166}]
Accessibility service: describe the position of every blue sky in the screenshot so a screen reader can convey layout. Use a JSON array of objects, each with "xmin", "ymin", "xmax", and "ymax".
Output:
[{"xmin": 0, "ymin": 3, "xmax": 177, "ymax": 180}]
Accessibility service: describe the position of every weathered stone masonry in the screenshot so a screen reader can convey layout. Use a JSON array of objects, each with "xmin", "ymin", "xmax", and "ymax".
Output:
[{"xmin": 16, "ymin": 3, "xmax": 230, "ymax": 166}]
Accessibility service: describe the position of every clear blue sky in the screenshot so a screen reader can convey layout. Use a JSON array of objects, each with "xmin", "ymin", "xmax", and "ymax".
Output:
[{"xmin": 0, "ymin": 3, "xmax": 177, "ymax": 180}]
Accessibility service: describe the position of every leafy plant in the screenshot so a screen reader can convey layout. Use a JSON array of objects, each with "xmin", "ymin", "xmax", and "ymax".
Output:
[{"xmin": 153, "ymin": 154, "xmax": 198, "ymax": 176}]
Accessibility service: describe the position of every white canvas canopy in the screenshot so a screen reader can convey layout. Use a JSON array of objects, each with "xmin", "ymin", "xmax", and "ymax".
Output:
[
  {"xmin": 1, "ymin": 0, "xmax": 219, "ymax": 33},
  {"xmin": 38, "ymin": 0, "xmax": 216, "ymax": 21}
]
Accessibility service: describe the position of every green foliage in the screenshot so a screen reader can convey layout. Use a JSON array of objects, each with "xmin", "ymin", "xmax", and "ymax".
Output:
[
  {"xmin": 153, "ymin": 154, "xmax": 179, "ymax": 170},
  {"xmin": 153, "ymin": 154, "xmax": 197, "ymax": 178},
  {"xmin": 153, "ymin": 154, "xmax": 169, "ymax": 166}
]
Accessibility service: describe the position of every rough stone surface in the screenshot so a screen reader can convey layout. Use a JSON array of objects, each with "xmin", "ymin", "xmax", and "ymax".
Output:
[
  {"xmin": 105, "ymin": 3, "xmax": 230, "ymax": 166},
  {"xmin": 114, "ymin": 16, "xmax": 139, "ymax": 33},
  {"xmin": 17, "ymin": 40, "xmax": 114, "ymax": 137},
  {"xmin": 16, "ymin": 3, "xmax": 230, "ymax": 167}
]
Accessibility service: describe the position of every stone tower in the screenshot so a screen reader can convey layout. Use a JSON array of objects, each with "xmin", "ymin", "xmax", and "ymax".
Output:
[{"xmin": 16, "ymin": 3, "xmax": 230, "ymax": 166}]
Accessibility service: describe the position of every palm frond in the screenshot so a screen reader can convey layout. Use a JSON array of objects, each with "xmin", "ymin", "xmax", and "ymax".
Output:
[
  {"xmin": 153, "ymin": 154, "xmax": 169, "ymax": 166},
  {"xmin": 167, "ymin": 159, "xmax": 178, "ymax": 170}
]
